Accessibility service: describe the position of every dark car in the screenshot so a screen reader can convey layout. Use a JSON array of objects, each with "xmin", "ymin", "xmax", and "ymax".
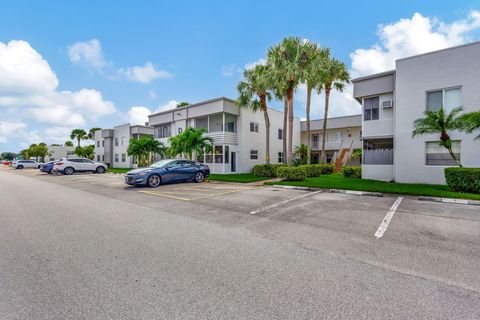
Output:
[
  {"xmin": 124, "ymin": 159, "xmax": 210, "ymax": 188},
  {"xmin": 40, "ymin": 161, "xmax": 55, "ymax": 173}
]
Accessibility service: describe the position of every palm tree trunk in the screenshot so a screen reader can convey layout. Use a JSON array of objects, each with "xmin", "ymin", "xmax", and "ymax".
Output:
[
  {"xmin": 77, "ymin": 137, "xmax": 81, "ymax": 148},
  {"xmin": 287, "ymin": 87, "xmax": 294, "ymax": 166},
  {"xmin": 283, "ymin": 97, "xmax": 288, "ymax": 163},
  {"xmin": 260, "ymin": 95, "xmax": 270, "ymax": 164},
  {"xmin": 320, "ymin": 87, "xmax": 331, "ymax": 164},
  {"xmin": 306, "ymin": 85, "xmax": 312, "ymax": 164},
  {"xmin": 447, "ymin": 147, "xmax": 463, "ymax": 167}
]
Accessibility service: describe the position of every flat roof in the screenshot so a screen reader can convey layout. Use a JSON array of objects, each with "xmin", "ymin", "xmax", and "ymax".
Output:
[
  {"xmin": 351, "ymin": 70, "xmax": 395, "ymax": 83},
  {"xmin": 149, "ymin": 97, "xmax": 236, "ymax": 118},
  {"xmin": 396, "ymin": 40, "xmax": 480, "ymax": 62}
]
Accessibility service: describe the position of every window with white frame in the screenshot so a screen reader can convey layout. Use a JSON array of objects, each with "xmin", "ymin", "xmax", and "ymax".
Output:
[
  {"xmin": 278, "ymin": 129, "xmax": 283, "ymax": 140},
  {"xmin": 312, "ymin": 134, "xmax": 319, "ymax": 148},
  {"xmin": 426, "ymin": 87, "xmax": 461, "ymax": 112},
  {"xmin": 102, "ymin": 140, "xmax": 104, "ymax": 147},
  {"xmin": 364, "ymin": 96, "xmax": 379, "ymax": 121},
  {"xmin": 121, "ymin": 137, "xmax": 126, "ymax": 146},
  {"xmin": 426, "ymin": 141, "xmax": 461, "ymax": 166},
  {"xmin": 114, "ymin": 138, "xmax": 119, "ymax": 146},
  {"xmin": 278, "ymin": 152, "xmax": 284, "ymax": 163},
  {"xmin": 214, "ymin": 146, "xmax": 223, "ymax": 163},
  {"xmin": 250, "ymin": 122, "xmax": 259, "ymax": 133},
  {"xmin": 114, "ymin": 154, "xmax": 119, "ymax": 162},
  {"xmin": 250, "ymin": 150, "xmax": 258, "ymax": 160},
  {"xmin": 96, "ymin": 141, "xmax": 100, "ymax": 147},
  {"xmin": 327, "ymin": 131, "xmax": 343, "ymax": 142},
  {"xmin": 178, "ymin": 127, "xmax": 183, "ymax": 134},
  {"xmin": 121, "ymin": 153, "xmax": 126, "ymax": 162},
  {"xmin": 154, "ymin": 123, "xmax": 172, "ymax": 138},
  {"xmin": 97, "ymin": 155, "xmax": 100, "ymax": 161}
]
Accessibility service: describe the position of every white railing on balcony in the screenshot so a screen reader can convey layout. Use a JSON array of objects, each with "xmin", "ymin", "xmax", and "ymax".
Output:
[
  {"xmin": 364, "ymin": 149, "xmax": 393, "ymax": 165},
  {"xmin": 205, "ymin": 131, "xmax": 238, "ymax": 145}
]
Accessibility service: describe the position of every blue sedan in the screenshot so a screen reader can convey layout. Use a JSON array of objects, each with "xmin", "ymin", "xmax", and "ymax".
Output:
[
  {"xmin": 40, "ymin": 161, "xmax": 55, "ymax": 174},
  {"xmin": 124, "ymin": 159, "xmax": 210, "ymax": 188}
]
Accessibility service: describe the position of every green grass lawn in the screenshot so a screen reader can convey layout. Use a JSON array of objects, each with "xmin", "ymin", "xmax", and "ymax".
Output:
[
  {"xmin": 107, "ymin": 168, "xmax": 133, "ymax": 174},
  {"xmin": 208, "ymin": 173, "xmax": 273, "ymax": 183},
  {"xmin": 266, "ymin": 173, "xmax": 480, "ymax": 200}
]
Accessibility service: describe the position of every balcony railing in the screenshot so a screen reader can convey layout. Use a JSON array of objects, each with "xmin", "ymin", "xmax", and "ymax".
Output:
[
  {"xmin": 205, "ymin": 131, "xmax": 238, "ymax": 145},
  {"xmin": 363, "ymin": 149, "xmax": 393, "ymax": 165}
]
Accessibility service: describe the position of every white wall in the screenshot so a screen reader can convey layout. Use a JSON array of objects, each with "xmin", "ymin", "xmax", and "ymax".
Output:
[
  {"xmin": 112, "ymin": 124, "xmax": 132, "ymax": 168},
  {"xmin": 94, "ymin": 130, "xmax": 104, "ymax": 162},
  {"xmin": 362, "ymin": 165, "xmax": 394, "ymax": 182},
  {"xmin": 362, "ymin": 93, "xmax": 394, "ymax": 138},
  {"xmin": 394, "ymin": 43, "xmax": 480, "ymax": 184}
]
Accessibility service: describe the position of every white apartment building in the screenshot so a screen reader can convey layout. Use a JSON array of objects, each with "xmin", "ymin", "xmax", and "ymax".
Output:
[
  {"xmin": 353, "ymin": 42, "xmax": 480, "ymax": 184},
  {"xmin": 47, "ymin": 145, "xmax": 75, "ymax": 161},
  {"xmin": 300, "ymin": 115, "xmax": 362, "ymax": 168},
  {"xmin": 94, "ymin": 124, "xmax": 154, "ymax": 168},
  {"xmin": 148, "ymin": 97, "xmax": 301, "ymax": 173}
]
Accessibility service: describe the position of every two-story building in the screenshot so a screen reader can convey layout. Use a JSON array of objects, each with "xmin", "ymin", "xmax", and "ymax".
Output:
[
  {"xmin": 47, "ymin": 145, "xmax": 75, "ymax": 161},
  {"xmin": 148, "ymin": 97, "xmax": 301, "ymax": 173},
  {"xmin": 300, "ymin": 115, "xmax": 362, "ymax": 169},
  {"xmin": 94, "ymin": 124, "xmax": 154, "ymax": 168},
  {"xmin": 353, "ymin": 41, "xmax": 480, "ymax": 184}
]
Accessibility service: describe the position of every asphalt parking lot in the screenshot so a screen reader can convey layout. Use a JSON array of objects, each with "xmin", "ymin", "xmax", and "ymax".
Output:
[{"xmin": 1, "ymin": 166, "xmax": 480, "ymax": 319}]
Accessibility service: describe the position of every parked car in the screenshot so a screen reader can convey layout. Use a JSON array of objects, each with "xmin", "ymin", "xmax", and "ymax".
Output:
[
  {"xmin": 52, "ymin": 158, "xmax": 107, "ymax": 175},
  {"xmin": 124, "ymin": 159, "xmax": 210, "ymax": 187},
  {"xmin": 40, "ymin": 161, "xmax": 55, "ymax": 174},
  {"xmin": 12, "ymin": 160, "xmax": 41, "ymax": 169},
  {"xmin": 2, "ymin": 160, "xmax": 10, "ymax": 165}
]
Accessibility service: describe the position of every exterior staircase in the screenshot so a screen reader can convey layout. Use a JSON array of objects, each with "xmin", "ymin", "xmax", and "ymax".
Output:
[{"xmin": 333, "ymin": 148, "xmax": 350, "ymax": 172}]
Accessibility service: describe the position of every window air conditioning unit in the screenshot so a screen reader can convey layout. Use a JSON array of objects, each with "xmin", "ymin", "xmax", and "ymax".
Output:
[{"xmin": 382, "ymin": 100, "xmax": 393, "ymax": 108}]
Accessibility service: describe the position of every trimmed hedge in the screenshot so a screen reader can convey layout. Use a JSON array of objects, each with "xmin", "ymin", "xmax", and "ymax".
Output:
[
  {"xmin": 276, "ymin": 166, "xmax": 307, "ymax": 181},
  {"xmin": 320, "ymin": 164, "xmax": 334, "ymax": 174},
  {"xmin": 445, "ymin": 167, "xmax": 480, "ymax": 194},
  {"xmin": 253, "ymin": 164, "xmax": 287, "ymax": 177},
  {"xmin": 298, "ymin": 164, "xmax": 322, "ymax": 177},
  {"xmin": 342, "ymin": 165, "xmax": 362, "ymax": 178}
]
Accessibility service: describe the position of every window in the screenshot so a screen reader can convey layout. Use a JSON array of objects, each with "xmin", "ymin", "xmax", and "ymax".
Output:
[
  {"xmin": 226, "ymin": 122, "xmax": 235, "ymax": 132},
  {"xmin": 278, "ymin": 129, "xmax": 283, "ymax": 140},
  {"xmin": 114, "ymin": 138, "xmax": 119, "ymax": 146},
  {"xmin": 250, "ymin": 122, "xmax": 259, "ymax": 133},
  {"xmin": 97, "ymin": 155, "xmax": 100, "ymax": 161},
  {"xmin": 114, "ymin": 154, "xmax": 119, "ymax": 162},
  {"xmin": 312, "ymin": 134, "xmax": 319, "ymax": 148},
  {"xmin": 327, "ymin": 131, "xmax": 344, "ymax": 142},
  {"xmin": 426, "ymin": 141, "xmax": 461, "ymax": 166},
  {"xmin": 121, "ymin": 137, "xmax": 126, "ymax": 146},
  {"xmin": 96, "ymin": 141, "xmax": 100, "ymax": 147},
  {"xmin": 427, "ymin": 87, "xmax": 461, "ymax": 112},
  {"xmin": 278, "ymin": 152, "xmax": 284, "ymax": 163},
  {"xmin": 102, "ymin": 140, "xmax": 104, "ymax": 147},
  {"xmin": 214, "ymin": 146, "xmax": 223, "ymax": 163},
  {"xmin": 224, "ymin": 146, "xmax": 229, "ymax": 164},
  {"xmin": 178, "ymin": 127, "xmax": 183, "ymax": 134},
  {"xmin": 154, "ymin": 123, "xmax": 172, "ymax": 138},
  {"xmin": 364, "ymin": 96, "xmax": 379, "ymax": 121},
  {"xmin": 102, "ymin": 155, "xmax": 104, "ymax": 161},
  {"xmin": 121, "ymin": 153, "xmax": 126, "ymax": 162},
  {"xmin": 250, "ymin": 150, "xmax": 258, "ymax": 160}
]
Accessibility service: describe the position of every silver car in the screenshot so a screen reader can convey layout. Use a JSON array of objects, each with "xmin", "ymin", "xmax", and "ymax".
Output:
[
  {"xmin": 12, "ymin": 160, "xmax": 41, "ymax": 169},
  {"xmin": 52, "ymin": 158, "xmax": 107, "ymax": 175}
]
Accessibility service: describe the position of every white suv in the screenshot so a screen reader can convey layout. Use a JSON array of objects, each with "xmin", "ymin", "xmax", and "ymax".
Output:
[
  {"xmin": 53, "ymin": 158, "xmax": 107, "ymax": 175},
  {"xmin": 12, "ymin": 160, "xmax": 41, "ymax": 169}
]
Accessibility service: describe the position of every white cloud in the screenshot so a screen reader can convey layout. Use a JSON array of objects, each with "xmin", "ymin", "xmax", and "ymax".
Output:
[
  {"xmin": 155, "ymin": 100, "xmax": 179, "ymax": 113},
  {"xmin": 117, "ymin": 62, "xmax": 172, "ymax": 83},
  {"xmin": 148, "ymin": 89, "xmax": 158, "ymax": 99},
  {"xmin": 350, "ymin": 11, "xmax": 480, "ymax": 76},
  {"xmin": 0, "ymin": 39, "xmax": 116, "ymax": 129},
  {"xmin": 0, "ymin": 121, "xmax": 26, "ymax": 143},
  {"xmin": 127, "ymin": 106, "xmax": 151, "ymax": 125},
  {"xmin": 244, "ymin": 58, "xmax": 266, "ymax": 70},
  {"xmin": 221, "ymin": 65, "xmax": 236, "ymax": 77},
  {"xmin": 68, "ymin": 39, "xmax": 106, "ymax": 71},
  {"xmin": 43, "ymin": 126, "xmax": 73, "ymax": 144}
]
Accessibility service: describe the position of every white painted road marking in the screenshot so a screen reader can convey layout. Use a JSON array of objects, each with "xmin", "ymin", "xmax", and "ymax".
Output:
[
  {"xmin": 249, "ymin": 190, "xmax": 323, "ymax": 215},
  {"xmin": 375, "ymin": 197, "xmax": 404, "ymax": 239}
]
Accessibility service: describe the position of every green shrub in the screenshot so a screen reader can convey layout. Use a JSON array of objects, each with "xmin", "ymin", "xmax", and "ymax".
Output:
[
  {"xmin": 320, "ymin": 164, "xmax": 334, "ymax": 174},
  {"xmin": 276, "ymin": 166, "xmax": 307, "ymax": 181},
  {"xmin": 253, "ymin": 164, "xmax": 287, "ymax": 177},
  {"xmin": 298, "ymin": 164, "xmax": 322, "ymax": 177},
  {"xmin": 444, "ymin": 167, "xmax": 480, "ymax": 194},
  {"xmin": 341, "ymin": 165, "xmax": 362, "ymax": 178}
]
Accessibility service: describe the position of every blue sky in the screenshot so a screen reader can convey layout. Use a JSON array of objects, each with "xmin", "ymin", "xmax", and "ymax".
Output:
[{"xmin": 1, "ymin": 0, "xmax": 480, "ymax": 152}]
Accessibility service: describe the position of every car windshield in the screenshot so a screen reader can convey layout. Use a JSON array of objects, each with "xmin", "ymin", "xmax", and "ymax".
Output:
[{"xmin": 149, "ymin": 160, "xmax": 173, "ymax": 168}]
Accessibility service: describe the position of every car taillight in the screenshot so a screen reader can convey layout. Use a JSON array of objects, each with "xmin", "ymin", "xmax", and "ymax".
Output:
[{"xmin": 55, "ymin": 162, "xmax": 63, "ymax": 165}]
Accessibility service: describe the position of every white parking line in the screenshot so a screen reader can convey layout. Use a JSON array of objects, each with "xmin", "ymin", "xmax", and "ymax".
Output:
[
  {"xmin": 249, "ymin": 190, "xmax": 323, "ymax": 215},
  {"xmin": 374, "ymin": 197, "xmax": 403, "ymax": 239}
]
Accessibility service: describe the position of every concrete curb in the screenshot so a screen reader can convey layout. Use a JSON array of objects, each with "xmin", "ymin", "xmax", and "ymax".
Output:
[
  {"xmin": 271, "ymin": 185, "xmax": 383, "ymax": 197},
  {"xmin": 418, "ymin": 196, "xmax": 480, "ymax": 206}
]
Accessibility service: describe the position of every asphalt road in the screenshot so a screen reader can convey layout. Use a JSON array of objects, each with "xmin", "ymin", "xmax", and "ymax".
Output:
[{"xmin": 1, "ymin": 168, "xmax": 479, "ymax": 319}]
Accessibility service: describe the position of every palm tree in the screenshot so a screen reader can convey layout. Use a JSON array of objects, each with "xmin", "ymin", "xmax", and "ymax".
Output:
[
  {"xmin": 168, "ymin": 127, "xmax": 213, "ymax": 160},
  {"xmin": 459, "ymin": 111, "xmax": 480, "ymax": 139},
  {"xmin": 64, "ymin": 141, "xmax": 74, "ymax": 147},
  {"xmin": 304, "ymin": 45, "xmax": 330, "ymax": 164},
  {"xmin": 318, "ymin": 57, "xmax": 350, "ymax": 164},
  {"xmin": 70, "ymin": 129, "xmax": 87, "ymax": 147},
  {"xmin": 412, "ymin": 107, "xmax": 464, "ymax": 167},
  {"xmin": 294, "ymin": 144, "xmax": 309, "ymax": 165},
  {"xmin": 87, "ymin": 127, "xmax": 102, "ymax": 140},
  {"xmin": 127, "ymin": 136, "xmax": 166, "ymax": 167},
  {"xmin": 176, "ymin": 102, "xmax": 189, "ymax": 108},
  {"xmin": 268, "ymin": 37, "xmax": 311, "ymax": 165},
  {"xmin": 237, "ymin": 64, "xmax": 273, "ymax": 164}
]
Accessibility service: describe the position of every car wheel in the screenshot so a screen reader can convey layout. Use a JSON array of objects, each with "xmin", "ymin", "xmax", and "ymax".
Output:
[
  {"xmin": 48, "ymin": 169, "xmax": 52, "ymax": 174},
  {"xmin": 37, "ymin": 165, "xmax": 41, "ymax": 169},
  {"xmin": 194, "ymin": 171, "xmax": 205, "ymax": 183},
  {"xmin": 147, "ymin": 174, "xmax": 161, "ymax": 188},
  {"xmin": 64, "ymin": 167, "xmax": 75, "ymax": 175},
  {"xmin": 95, "ymin": 166, "xmax": 105, "ymax": 174},
  {"xmin": 17, "ymin": 165, "xmax": 24, "ymax": 169}
]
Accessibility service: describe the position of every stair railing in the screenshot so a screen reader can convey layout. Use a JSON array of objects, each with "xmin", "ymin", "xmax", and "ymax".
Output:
[{"xmin": 342, "ymin": 140, "xmax": 355, "ymax": 166}]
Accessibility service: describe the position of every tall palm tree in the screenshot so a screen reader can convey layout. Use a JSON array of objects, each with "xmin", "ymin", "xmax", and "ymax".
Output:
[
  {"xmin": 304, "ymin": 45, "xmax": 330, "ymax": 164},
  {"xmin": 70, "ymin": 129, "xmax": 87, "ymax": 147},
  {"xmin": 64, "ymin": 141, "xmax": 74, "ymax": 147},
  {"xmin": 268, "ymin": 37, "xmax": 311, "ymax": 165},
  {"xmin": 412, "ymin": 107, "xmax": 464, "ymax": 167},
  {"xmin": 168, "ymin": 127, "xmax": 213, "ymax": 160},
  {"xmin": 237, "ymin": 64, "xmax": 273, "ymax": 164},
  {"xmin": 459, "ymin": 111, "xmax": 480, "ymax": 139},
  {"xmin": 127, "ymin": 136, "xmax": 166, "ymax": 167},
  {"xmin": 87, "ymin": 127, "xmax": 102, "ymax": 140},
  {"xmin": 318, "ymin": 57, "xmax": 350, "ymax": 164}
]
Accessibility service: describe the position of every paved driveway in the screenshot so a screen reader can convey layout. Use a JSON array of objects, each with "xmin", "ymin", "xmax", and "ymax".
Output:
[{"xmin": 1, "ymin": 166, "xmax": 479, "ymax": 319}]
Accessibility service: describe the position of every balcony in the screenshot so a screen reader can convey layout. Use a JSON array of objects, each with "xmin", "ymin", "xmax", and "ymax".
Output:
[{"xmin": 205, "ymin": 131, "xmax": 238, "ymax": 145}]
